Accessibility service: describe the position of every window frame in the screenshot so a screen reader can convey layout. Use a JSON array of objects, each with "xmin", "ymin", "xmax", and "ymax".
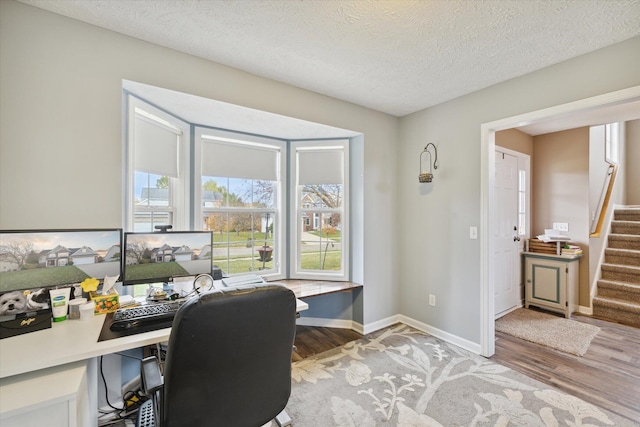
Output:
[
  {"xmin": 125, "ymin": 96, "xmax": 190, "ymax": 232},
  {"xmin": 194, "ymin": 127, "xmax": 287, "ymax": 280},
  {"xmin": 290, "ymin": 139, "xmax": 350, "ymax": 281}
]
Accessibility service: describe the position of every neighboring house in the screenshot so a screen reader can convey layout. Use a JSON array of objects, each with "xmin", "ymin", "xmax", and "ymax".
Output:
[
  {"xmin": 149, "ymin": 244, "xmax": 195, "ymax": 262},
  {"xmin": 301, "ymin": 193, "xmax": 319, "ymax": 232},
  {"xmin": 172, "ymin": 245, "xmax": 194, "ymax": 262},
  {"xmin": 139, "ymin": 188, "xmax": 223, "ymax": 208},
  {"xmin": 300, "ymin": 193, "xmax": 334, "ymax": 232},
  {"xmin": 39, "ymin": 245, "xmax": 70, "ymax": 267},
  {"xmin": 152, "ymin": 244, "xmax": 174, "ymax": 263},
  {"xmin": 199, "ymin": 244, "xmax": 211, "ymax": 259},
  {"xmin": 39, "ymin": 245, "xmax": 100, "ymax": 267},
  {"xmin": 69, "ymin": 246, "xmax": 98, "ymax": 265},
  {"xmin": 202, "ymin": 190, "xmax": 223, "ymax": 208},
  {"xmin": 103, "ymin": 244, "xmax": 121, "ymax": 262},
  {"xmin": 0, "ymin": 260, "xmax": 19, "ymax": 272},
  {"xmin": 138, "ymin": 187, "xmax": 169, "ymax": 206}
]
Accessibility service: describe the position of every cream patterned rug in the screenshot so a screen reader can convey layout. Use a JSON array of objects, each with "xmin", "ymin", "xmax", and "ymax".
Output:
[
  {"xmin": 276, "ymin": 324, "xmax": 632, "ymax": 426},
  {"xmin": 495, "ymin": 308, "xmax": 600, "ymax": 356}
]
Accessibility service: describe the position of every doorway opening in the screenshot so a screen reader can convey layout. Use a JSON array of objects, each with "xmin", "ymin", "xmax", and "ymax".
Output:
[{"xmin": 480, "ymin": 85, "xmax": 640, "ymax": 357}]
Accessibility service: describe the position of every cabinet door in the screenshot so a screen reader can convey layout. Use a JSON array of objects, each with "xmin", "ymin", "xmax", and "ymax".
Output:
[{"xmin": 526, "ymin": 258, "xmax": 566, "ymax": 311}]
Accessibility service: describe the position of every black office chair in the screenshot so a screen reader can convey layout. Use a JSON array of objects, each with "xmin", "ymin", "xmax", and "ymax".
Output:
[{"xmin": 137, "ymin": 283, "xmax": 297, "ymax": 427}]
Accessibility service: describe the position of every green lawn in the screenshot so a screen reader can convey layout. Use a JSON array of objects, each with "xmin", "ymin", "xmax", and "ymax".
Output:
[
  {"xmin": 125, "ymin": 262, "xmax": 190, "ymax": 282},
  {"xmin": 308, "ymin": 230, "xmax": 342, "ymax": 242},
  {"xmin": 216, "ymin": 250, "xmax": 341, "ymax": 275},
  {"xmin": 0, "ymin": 265, "xmax": 90, "ymax": 292},
  {"xmin": 212, "ymin": 230, "xmax": 271, "ymax": 244}
]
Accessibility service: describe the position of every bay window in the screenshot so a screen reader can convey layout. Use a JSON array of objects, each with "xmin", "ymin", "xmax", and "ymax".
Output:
[{"xmin": 126, "ymin": 96, "xmax": 350, "ymax": 281}]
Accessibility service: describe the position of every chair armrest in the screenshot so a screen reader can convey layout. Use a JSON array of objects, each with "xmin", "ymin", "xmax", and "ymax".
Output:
[{"xmin": 141, "ymin": 356, "xmax": 164, "ymax": 395}]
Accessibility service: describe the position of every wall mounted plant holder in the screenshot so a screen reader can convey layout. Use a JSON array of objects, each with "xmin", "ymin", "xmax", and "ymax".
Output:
[{"xmin": 419, "ymin": 143, "xmax": 438, "ymax": 183}]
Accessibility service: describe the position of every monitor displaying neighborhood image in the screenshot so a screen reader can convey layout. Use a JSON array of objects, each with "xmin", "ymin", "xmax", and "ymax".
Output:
[
  {"xmin": 122, "ymin": 231, "xmax": 213, "ymax": 286},
  {"xmin": 0, "ymin": 229, "xmax": 122, "ymax": 294}
]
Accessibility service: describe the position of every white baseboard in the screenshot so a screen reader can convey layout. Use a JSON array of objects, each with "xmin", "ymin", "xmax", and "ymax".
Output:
[
  {"xmin": 397, "ymin": 315, "xmax": 482, "ymax": 355},
  {"xmin": 296, "ymin": 314, "xmax": 403, "ymax": 335},
  {"xmin": 577, "ymin": 305, "xmax": 593, "ymax": 316},
  {"xmin": 361, "ymin": 314, "xmax": 403, "ymax": 335},
  {"xmin": 298, "ymin": 314, "xmax": 482, "ymax": 356},
  {"xmin": 297, "ymin": 316, "xmax": 357, "ymax": 330}
]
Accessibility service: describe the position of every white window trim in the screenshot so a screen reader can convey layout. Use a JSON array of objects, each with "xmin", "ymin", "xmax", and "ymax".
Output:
[
  {"xmin": 194, "ymin": 127, "xmax": 287, "ymax": 280},
  {"xmin": 605, "ymin": 122, "xmax": 620, "ymax": 165},
  {"xmin": 290, "ymin": 139, "xmax": 350, "ymax": 281},
  {"xmin": 125, "ymin": 96, "xmax": 190, "ymax": 232}
]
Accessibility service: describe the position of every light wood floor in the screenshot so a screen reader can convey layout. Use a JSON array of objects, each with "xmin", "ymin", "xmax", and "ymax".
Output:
[
  {"xmin": 295, "ymin": 318, "xmax": 640, "ymax": 423},
  {"xmin": 492, "ymin": 314, "xmax": 640, "ymax": 423}
]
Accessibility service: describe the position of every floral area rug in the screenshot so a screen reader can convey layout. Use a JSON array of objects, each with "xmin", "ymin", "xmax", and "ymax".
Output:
[{"xmin": 277, "ymin": 324, "xmax": 634, "ymax": 426}]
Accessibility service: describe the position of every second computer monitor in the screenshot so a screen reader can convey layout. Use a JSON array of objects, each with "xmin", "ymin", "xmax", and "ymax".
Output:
[{"xmin": 122, "ymin": 231, "xmax": 213, "ymax": 286}]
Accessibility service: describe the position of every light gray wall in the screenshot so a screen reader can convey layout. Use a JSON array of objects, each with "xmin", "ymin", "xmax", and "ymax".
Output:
[
  {"xmin": 398, "ymin": 36, "xmax": 640, "ymax": 344},
  {"xmin": 0, "ymin": 0, "xmax": 399, "ymax": 326}
]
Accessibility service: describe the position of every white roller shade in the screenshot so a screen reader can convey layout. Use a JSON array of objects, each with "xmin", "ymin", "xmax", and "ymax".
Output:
[
  {"xmin": 134, "ymin": 116, "xmax": 179, "ymax": 177},
  {"xmin": 202, "ymin": 140, "xmax": 278, "ymax": 181},
  {"xmin": 298, "ymin": 149, "xmax": 343, "ymax": 185}
]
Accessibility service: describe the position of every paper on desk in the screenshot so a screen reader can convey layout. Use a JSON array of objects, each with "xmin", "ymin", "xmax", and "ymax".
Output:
[{"xmin": 102, "ymin": 274, "xmax": 119, "ymax": 295}]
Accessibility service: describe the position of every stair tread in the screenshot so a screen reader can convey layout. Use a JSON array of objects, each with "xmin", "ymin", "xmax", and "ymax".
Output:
[
  {"xmin": 597, "ymin": 278, "xmax": 640, "ymax": 290},
  {"xmin": 608, "ymin": 233, "xmax": 640, "ymax": 239},
  {"xmin": 593, "ymin": 295, "xmax": 640, "ymax": 312},
  {"xmin": 601, "ymin": 263, "xmax": 640, "ymax": 272},
  {"xmin": 605, "ymin": 247, "xmax": 640, "ymax": 255}
]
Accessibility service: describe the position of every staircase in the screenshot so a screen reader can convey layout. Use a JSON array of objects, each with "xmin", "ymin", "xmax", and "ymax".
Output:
[{"xmin": 592, "ymin": 208, "xmax": 640, "ymax": 327}]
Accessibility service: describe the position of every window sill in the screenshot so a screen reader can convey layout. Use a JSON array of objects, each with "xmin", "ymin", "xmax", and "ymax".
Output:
[{"xmin": 270, "ymin": 279, "xmax": 362, "ymax": 299}]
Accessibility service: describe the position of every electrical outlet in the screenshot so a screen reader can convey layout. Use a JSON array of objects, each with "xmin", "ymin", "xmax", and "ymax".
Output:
[
  {"xmin": 469, "ymin": 226, "xmax": 478, "ymax": 240},
  {"xmin": 429, "ymin": 294, "xmax": 436, "ymax": 306}
]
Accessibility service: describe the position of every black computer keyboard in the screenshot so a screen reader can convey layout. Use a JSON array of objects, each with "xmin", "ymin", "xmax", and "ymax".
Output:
[{"xmin": 110, "ymin": 300, "xmax": 185, "ymax": 330}]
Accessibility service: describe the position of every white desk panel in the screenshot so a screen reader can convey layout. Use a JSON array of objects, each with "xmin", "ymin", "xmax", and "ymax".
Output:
[{"xmin": 0, "ymin": 298, "xmax": 307, "ymax": 379}]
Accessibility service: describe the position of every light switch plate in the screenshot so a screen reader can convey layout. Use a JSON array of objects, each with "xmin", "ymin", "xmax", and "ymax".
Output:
[{"xmin": 553, "ymin": 222, "xmax": 569, "ymax": 232}]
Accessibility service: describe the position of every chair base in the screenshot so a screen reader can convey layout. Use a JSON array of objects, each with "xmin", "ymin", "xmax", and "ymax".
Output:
[{"xmin": 275, "ymin": 409, "xmax": 292, "ymax": 427}]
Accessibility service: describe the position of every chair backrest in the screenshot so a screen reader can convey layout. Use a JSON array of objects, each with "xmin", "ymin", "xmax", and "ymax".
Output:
[{"xmin": 161, "ymin": 283, "xmax": 297, "ymax": 427}]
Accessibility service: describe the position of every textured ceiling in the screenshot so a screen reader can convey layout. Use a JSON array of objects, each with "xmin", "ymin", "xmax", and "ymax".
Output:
[{"xmin": 18, "ymin": 0, "xmax": 640, "ymax": 117}]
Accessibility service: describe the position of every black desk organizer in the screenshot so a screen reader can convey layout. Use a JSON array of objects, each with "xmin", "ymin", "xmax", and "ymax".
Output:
[{"xmin": 0, "ymin": 308, "xmax": 52, "ymax": 339}]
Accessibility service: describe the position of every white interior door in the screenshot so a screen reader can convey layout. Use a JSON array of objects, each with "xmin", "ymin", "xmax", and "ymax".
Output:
[{"xmin": 493, "ymin": 150, "xmax": 521, "ymax": 316}]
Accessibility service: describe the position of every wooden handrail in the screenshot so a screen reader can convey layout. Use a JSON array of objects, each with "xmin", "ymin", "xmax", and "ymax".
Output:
[{"xmin": 590, "ymin": 164, "xmax": 618, "ymax": 238}]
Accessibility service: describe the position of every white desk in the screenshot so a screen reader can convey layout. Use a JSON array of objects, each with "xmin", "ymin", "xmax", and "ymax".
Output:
[{"xmin": 0, "ymin": 297, "xmax": 308, "ymax": 427}]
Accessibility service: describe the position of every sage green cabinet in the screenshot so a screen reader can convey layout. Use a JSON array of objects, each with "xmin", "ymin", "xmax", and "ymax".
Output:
[{"xmin": 524, "ymin": 252, "xmax": 581, "ymax": 318}]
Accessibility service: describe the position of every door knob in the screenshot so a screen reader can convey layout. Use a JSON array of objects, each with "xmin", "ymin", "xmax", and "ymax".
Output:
[{"xmin": 513, "ymin": 236, "xmax": 521, "ymax": 242}]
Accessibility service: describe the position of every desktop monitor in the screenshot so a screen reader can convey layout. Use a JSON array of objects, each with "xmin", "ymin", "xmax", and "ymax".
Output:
[
  {"xmin": 0, "ymin": 229, "xmax": 122, "ymax": 315},
  {"xmin": 122, "ymin": 231, "xmax": 213, "ymax": 286}
]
